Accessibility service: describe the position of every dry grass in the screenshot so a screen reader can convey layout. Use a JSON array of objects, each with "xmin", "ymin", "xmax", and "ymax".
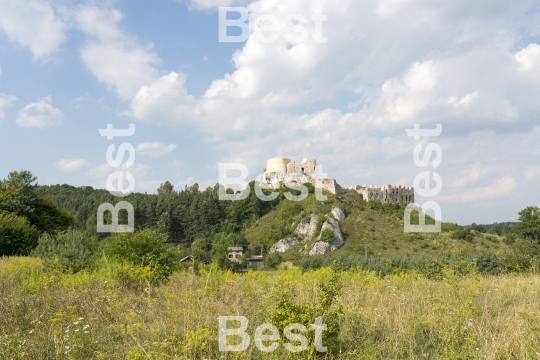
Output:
[{"xmin": 1, "ymin": 257, "xmax": 540, "ymax": 359}]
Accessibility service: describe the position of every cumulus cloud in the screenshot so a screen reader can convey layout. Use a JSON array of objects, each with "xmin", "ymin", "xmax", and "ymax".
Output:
[
  {"xmin": 74, "ymin": 6, "xmax": 161, "ymax": 100},
  {"xmin": 54, "ymin": 159, "xmax": 90, "ymax": 172},
  {"xmin": 135, "ymin": 142, "xmax": 178, "ymax": 157},
  {"xmin": 127, "ymin": 0, "xmax": 540, "ymax": 223},
  {"xmin": 131, "ymin": 72, "xmax": 197, "ymax": 125},
  {"xmin": 0, "ymin": 0, "xmax": 66, "ymax": 60},
  {"xmin": 16, "ymin": 96, "xmax": 64, "ymax": 128}
]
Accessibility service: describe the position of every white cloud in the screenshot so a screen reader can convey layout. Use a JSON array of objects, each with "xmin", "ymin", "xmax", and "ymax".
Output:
[
  {"xmin": 127, "ymin": 0, "xmax": 540, "ymax": 223},
  {"xmin": 54, "ymin": 159, "xmax": 90, "ymax": 172},
  {"xmin": 131, "ymin": 72, "xmax": 197, "ymax": 125},
  {"xmin": 0, "ymin": 0, "xmax": 66, "ymax": 60},
  {"xmin": 135, "ymin": 142, "xmax": 178, "ymax": 157},
  {"xmin": 515, "ymin": 43, "xmax": 540, "ymax": 70},
  {"xmin": 0, "ymin": 93, "xmax": 17, "ymax": 120},
  {"xmin": 16, "ymin": 96, "xmax": 64, "ymax": 128},
  {"xmin": 74, "ymin": 6, "xmax": 161, "ymax": 100}
]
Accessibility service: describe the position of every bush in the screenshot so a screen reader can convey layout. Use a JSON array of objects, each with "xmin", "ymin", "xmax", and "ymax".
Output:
[
  {"xmin": 475, "ymin": 251, "xmax": 500, "ymax": 274},
  {"xmin": 320, "ymin": 228, "xmax": 335, "ymax": 243},
  {"xmin": 0, "ymin": 211, "xmax": 40, "ymax": 256},
  {"xmin": 265, "ymin": 252, "xmax": 283, "ymax": 269},
  {"xmin": 503, "ymin": 233, "xmax": 516, "ymax": 245},
  {"xmin": 32, "ymin": 230, "xmax": 93, "ymax": 273},
  {"xmin": 485, "ymin": 234, "xmax": 498, "ymax": 243},
  {"xmin": 101, "ymin": 228, "xmax": 181, "ymax": 283},
  {"xmin": 451, "ymin": 228, "xmax": 474, "ymax": 242}
]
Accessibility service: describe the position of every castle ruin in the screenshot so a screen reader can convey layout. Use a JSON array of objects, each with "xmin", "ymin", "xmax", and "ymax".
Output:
[
  {"xmin": 262, "ymin": 157, "xmax": 414, "ymax": 203},
  {"xmin": 344, "ymin": 184, "xmax": 414, "ymax": 204},
  {"xmin": 261, "ymin": 157, "xmax": 343, "ymax": 194}
]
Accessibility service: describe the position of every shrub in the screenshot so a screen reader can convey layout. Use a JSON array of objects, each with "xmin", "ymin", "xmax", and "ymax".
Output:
[
  {"xmin": 451, "ymin": 228, "xmax": 474, "ymax": 242},
  {"xmin": 503, "ymin": 233, "xmax": 516, "ymax": 245},
  {"xmin": 265, "ymin": 252, "xmax": 283, "ymax": 269},
  {"xmin": 0, "ymin": 211, "xmax": 40, "ymax": 256},
  {"xmin": 475, "ymin": 251, "xmax": 500, "ymax": 274},
  {"xmin": 101, "ymin": 228, "xmax": 181, "ymax": 283},
  {"xmin": 32, "ymin": 230, "xmax": 93, "ymax": 273},
  {"xmin": 320, "ymin": 228, "xmax": 335, "ymax": 243},
  {"xmin": 485, "ymin": 234, "xmax": 498, "ymax": 243}
]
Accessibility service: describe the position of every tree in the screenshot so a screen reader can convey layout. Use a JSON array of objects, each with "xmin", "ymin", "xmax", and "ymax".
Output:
[
  {"xmin": 514, "ymin": 206, "xmax": 540, "ymax": 241},
  {"xmin": 32, "ymin": 230, "xmax": 93, "ymax": 273},
  {"xmin": 191, "ymin": 237, "xmax": 212, "ymax": 263},
  {"xmin": 0, "ymin": 211, "xmax": 40, "ymax": 256},
  {"xmin": 469, "ymin": 223, "xmax": 486, "ymax": 233},
  {"xmin": 157, "ymin": 181, "xmax": 175, "ymax": 196},
  {"xmin": 0, "ymin": 170, "xmax": 38, "ymax": 219},
  {"xmin": 265, "ymin": 252, "xmax": 283, "ymax": 268},
  {"xmin": 156, "ymin": 211, "xmax": 172, "ymax": 239}
]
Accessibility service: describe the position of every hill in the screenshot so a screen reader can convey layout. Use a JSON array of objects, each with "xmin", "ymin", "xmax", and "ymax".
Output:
[{"xmin": 241, "ymin": 189, "xmax": 513, "ymax": 261}]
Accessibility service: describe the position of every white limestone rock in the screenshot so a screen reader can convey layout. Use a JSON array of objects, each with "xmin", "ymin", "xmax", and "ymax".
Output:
[
  {"xmin": 269, "ymin": 236, "xmax": 299, "ymax": 253},
  {"xmin": 331, "ymin": 207, "xmax": 346, "ymax": 221},
  {"xmin": 294, "ymin": 214, "xmax": 318, "ymax": 241},
  {"xmin": 270, "ymin": 214, "xmax": 319, "ymax": 254},
  {"xmin": 309, "ymin": 217, "xmax": 344, "ymax": 256}
]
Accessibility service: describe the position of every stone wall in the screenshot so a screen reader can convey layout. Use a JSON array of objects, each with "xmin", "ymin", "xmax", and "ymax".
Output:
[
  {"xmin": 286, "ymin": 158, "xmax": 317, "ymax": 177},
  {"xmin": 347, "ymin": 184, "xmax": 414, "ymax": 204}
]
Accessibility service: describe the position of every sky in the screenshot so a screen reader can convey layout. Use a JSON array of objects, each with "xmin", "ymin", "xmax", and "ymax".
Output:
[{"xmin": 1, "ymin": 0, "xmax": 540, "ymax": 225}]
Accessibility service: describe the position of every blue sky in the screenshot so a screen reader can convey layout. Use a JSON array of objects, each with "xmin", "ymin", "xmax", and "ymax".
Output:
[{"xmin": 1, "ymin": 0, "xmax": 540, "ymax": 225}]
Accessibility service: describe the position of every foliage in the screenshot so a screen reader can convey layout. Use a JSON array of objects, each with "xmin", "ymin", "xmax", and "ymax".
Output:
[
  {"xmin": 209, "ymin": 232, "xmax": 247, "ymax": 270},
  {"xmin": 320, "ymin": 228, "xmax": 335, "ymax": 243},
  {"xmin": 32, "ymin": 197, "xmax": 74, "ymax": 234},
  {"xmin": 101, "ymin": 228, "xmax": 181, "ymax": 283},
  {"xmin": 475, "ymin": 251, "xmax": 500, "ymax": 274},
  {"xmin": 156, "ymin": 211, "xmax": 172, "ymax": 239},
  {"xmin": 265, "ymin": 252, "xmax": 283, "ymax": 268},
  {"xmin": 0, "ymin": 170, "xmax": 38, "ymax": 219},
  {"xmin": 0, "ymin": 170, "xmax": 74, "ymax": 255},
  {"xmin": 31, "ymin": 230, "xmax": 93, "ymax": 273},
  {"xmin": 0, "ymin": 211, "xmax": 40, "ymax": 256},
  {"xmin": 469, "ymin": 222, "xmax": 486, "ymax": 233},
  {"xmin": 270, "ymin": 268, "xmax": 343, "ymax": 355},
  {"xmin": 35, "ymin": 180, "xmax": 279, "ymax": 245},
  {"xmin": 500, "ymin": 239, "xmax": 540, "ymax": 272},
  {"xmin": 157, "ymin": 181, "xmax": 175, "ymax": 196},
  {"xmin": 451, "ymin": 228, "xmax": 474, "ymax": 242},
  {"xmin": 503, "ymin": 233, "xmax": 517, "ymax": 245},
  {"xmin": 488, "ymin": 222, "xmax": 513, "ymax": 236},
  {"xmin": 514, "ymin": 206, "xmax": 540, "ymax": 241},
  {"xmin": 190, "ymin": 237, "xmax": 212, "ymax": 263}
]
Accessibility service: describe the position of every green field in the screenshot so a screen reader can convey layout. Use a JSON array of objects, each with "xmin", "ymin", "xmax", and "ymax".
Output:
[{"xmin": 2, "ymin": 256, "xmax": 540, "ymax": 359}]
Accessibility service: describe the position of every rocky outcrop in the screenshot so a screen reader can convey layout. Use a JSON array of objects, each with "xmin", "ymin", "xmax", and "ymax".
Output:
[
  {"xmin": 294, "ymin": 214, "xmax": 318, "ymax": 239},
  {"xmin": 269, "ymin": 236, "xmax": 299, "ymax": 253},
  {"xmin": 269, "ymin": 215, "xmax": 318, "ymax": 253},
  {"xmin": 309, "ymin": 217, "xmax": 344, "ymax": 256},
  {"xmin": 331, "ymin": 207, "xmax": 345, "ymax": 221}
]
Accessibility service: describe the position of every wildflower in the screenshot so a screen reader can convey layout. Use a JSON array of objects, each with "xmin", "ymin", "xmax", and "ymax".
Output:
[{"xmin": 83, "ymin": 325, "xmax": 90, "ymax": 330}]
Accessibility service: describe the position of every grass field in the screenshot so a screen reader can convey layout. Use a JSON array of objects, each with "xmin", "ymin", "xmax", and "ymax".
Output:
[{"xmin": 2, "ymin": 256, "xmax": 540, "ymax": 359}]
